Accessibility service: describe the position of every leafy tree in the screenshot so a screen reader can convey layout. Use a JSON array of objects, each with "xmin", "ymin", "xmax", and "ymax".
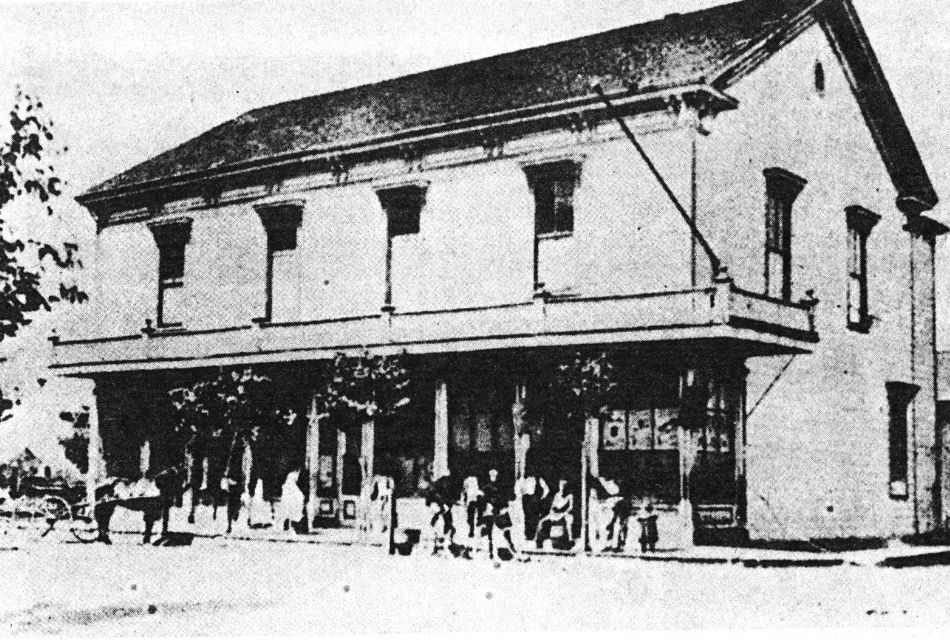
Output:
[
  {"xmin": 317, "ymin": 350, "xmax": 411, "ymax": 422},
  {"xmin": 168, "ymin": 368, "xmax": 284, "ymax": 465},
  {"xmin": 1, "ymin": 88, "xmax": 86, "ymax": 343},
  {"xmin": 0, "ymin": 388, "xmax": 17, "ymax": 424},
  {"xmin": 525, "ymin": 350, "xmax": 618, "ymax": 442},
  {"xmin": 58, "ymin": 407, "xmax": 90, "ymax": 474},
  {"xmin": 1, "ymin": 89, "xmax": 86, "ymax": 423}
]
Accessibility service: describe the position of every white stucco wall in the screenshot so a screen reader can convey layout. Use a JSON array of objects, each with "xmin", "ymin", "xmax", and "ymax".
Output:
[
  {"xmin": 698, "ymin": 25, "xmax": 927, "ymax": 540},
  {"xmin": 59, "ymin": 23, "xmax": 940, "ymax": 544},
  {"xmin": 69, "ymin": 121, "xmax": 694, "ymax": 337}
]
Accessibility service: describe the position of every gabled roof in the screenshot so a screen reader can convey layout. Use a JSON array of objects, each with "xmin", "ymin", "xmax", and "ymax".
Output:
[{"xmin": 79, "ymin": 0, "xmax": 936, "ymax": 212}]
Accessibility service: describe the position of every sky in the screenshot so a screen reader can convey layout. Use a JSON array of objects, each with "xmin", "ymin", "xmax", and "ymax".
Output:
[{"xmin": 0, "ymin": 0, "xmax": 949, "ymax": 461}]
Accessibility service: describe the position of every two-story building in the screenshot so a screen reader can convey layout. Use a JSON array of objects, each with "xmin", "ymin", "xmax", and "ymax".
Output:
[{"xmin": 53, "ymin": 0, "xmax": 947, "ymax": 547}]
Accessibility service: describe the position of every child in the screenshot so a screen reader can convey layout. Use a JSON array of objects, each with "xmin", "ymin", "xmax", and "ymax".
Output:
[{"xmin": 636, "ymin": 500, "xmax": 659, "ymax": 553}]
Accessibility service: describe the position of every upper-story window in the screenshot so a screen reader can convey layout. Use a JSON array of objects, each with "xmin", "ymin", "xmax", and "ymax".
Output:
[
  {"xmin": 255, "ymin": 200, "xmax": 304, "ymax": 322},
  {"xmin": 147, "ymin": 216, "xmax": 192, "ymax": 328},
  {"xmin": 845, "ymin": 205, "xmax": 880, "ymax": 333},
  {"xmin": 524, "ymin": 160, "xmax": 580, "ymax": 237},
  {"xmin": 376, "ymin": 181, "xmax": 428, "ymax": 309},
  {"xmin": 763, "ymin": 168, "xmax": 807, "ymax": 301},
  {"xmin": 523, "ymin": 158, "xmax": 583, "ymax": 292}
]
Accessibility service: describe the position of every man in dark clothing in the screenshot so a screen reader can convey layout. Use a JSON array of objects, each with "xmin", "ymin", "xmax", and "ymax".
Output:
[
  {"xmin": 606, "ymin": 494, "xmax": 633, "ymax": 552},
  {"xmin": 425, "ymin": 474, "xmax": 461, "ymax": 553},
  {"xmin": 482, "ymin": 469, "xmax": 516, "ymax": 560}
]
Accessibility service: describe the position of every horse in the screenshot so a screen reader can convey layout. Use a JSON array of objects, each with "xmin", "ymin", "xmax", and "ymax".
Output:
[{"xmin": 93, "ymin": 464, "xmax": 188, "ymax": 544}]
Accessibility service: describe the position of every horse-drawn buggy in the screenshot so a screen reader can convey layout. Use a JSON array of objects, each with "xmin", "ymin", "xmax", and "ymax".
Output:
[{"xmin": 0, "ymin": 475, "xmax": 98, "ymax": 542}]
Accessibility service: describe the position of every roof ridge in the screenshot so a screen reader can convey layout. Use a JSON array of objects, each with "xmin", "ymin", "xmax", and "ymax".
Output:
[
  {"xmin": 82, "ymin": 0, "xmax": 817, "ymax": 200},
  {"xmin": 241, "ymin": 0, "xmax": 761, "ymax": 118}
]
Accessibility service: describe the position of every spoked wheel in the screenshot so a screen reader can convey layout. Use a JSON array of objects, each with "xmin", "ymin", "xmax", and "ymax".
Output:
[
  {"xmin": 4, "ymin": 497, "xmax": 65, "ymax": 542},
  {"xmin": 70, "ymin": 504, "xmax": 99, "ymax": 543},
  {"xmin": 39, "ymin": 496, "xmax": 72, "ymax": 539}
]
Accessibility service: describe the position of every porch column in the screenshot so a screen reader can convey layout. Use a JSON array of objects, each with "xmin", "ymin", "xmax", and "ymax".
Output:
[
  {"xmin": 675, "ymin": 367, "xmax": 700, "ymax": 548},
  {"xmin": 676, "ymin": 422, "xmax": 696, "ymax": 548},
  {"xmin": 305, "ymin": 394, "xmax": 321, "ymax": 528},
  {"xmin": 582, "ymin": 416, "xmax": 599, "ymax": 552},
  {"xmin": 139, "ymin": 440, "xmax": 150, "ymax": 477},
  {"xmin": 433, "ymin": 380, "xmax": 449, "ymax": 480},
  {"xmin": 336, "ymin": 427, "xmax": 346, "ymax": 520},
  {"xmin": 86, "ymin": 386, "xmax": 105, "ymax": 507},
  {"xmin": 361, "ymin": 419, "xmax": 375, "ymax": 481},
  {"xmin": 585, "ymin": 416, "xmax": 599, "ymax": 479},
  {"xmin": 513, "ymin": 382, "xmax": 529, "ymax": 480}
]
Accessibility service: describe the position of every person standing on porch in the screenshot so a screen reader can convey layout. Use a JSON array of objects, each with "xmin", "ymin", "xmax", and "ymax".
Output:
[
  {"xmin": 606, "ymin": 491, "xmax": 633, "ymax": 552},
  {"xmin": 425, "ymin": 474, "xmax": 461, "ymax": 554},
  {"xmin": 462, "ymin": 474, "xmax": 483, "ymax": 538},
  {"xmin": 515, "ymin": 472, "xmax": 549, "ymax": 543},
  {"xmin": 482, "ymin": 468, "xmax": 516, "ymax": 560}
]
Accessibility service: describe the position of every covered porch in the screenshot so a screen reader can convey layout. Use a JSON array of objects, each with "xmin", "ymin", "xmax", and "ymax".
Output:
[{"xmin": 86, "ymin": 342, "xmax": 754, "ymax": 549}]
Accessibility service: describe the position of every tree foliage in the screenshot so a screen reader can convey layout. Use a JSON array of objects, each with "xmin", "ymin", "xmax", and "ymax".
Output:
[
  {"xmin": 1, "ymin": 88, "xmax": 86, "ymax": 344},
  {"xmin": 58, "ymin": 407, "xmax": 90, "ymax": 474},
  {"xmin": 525, "ymin": 350, "xmax": 618, "ymax": 441},
  {"xmin": 168, "ymin": 368, "xmax": 286, "ymax": 460},
  {"xmin": 314, "ymin": 350, "xmax": 411, "ymax": 423}
]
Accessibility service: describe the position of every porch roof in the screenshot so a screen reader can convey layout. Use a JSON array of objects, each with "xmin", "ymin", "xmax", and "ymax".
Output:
[{"xmin": 50, "ymin": 284, "xmax": 817, "ymax": 376}]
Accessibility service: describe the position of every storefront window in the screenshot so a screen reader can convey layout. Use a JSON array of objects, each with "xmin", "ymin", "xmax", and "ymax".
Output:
[
  {"xmin": 450, "ymin": 382, "xmax": 514, "ymax": 485},
  {"xmin": 599, "ymin": 390, "xmax": 681, "ymax": 505},
  {"xmin": 601, "ymin": 406, "xmax": 680, "ymax": 452},
  {"xmin": 690, "ymin": 378, "xmax": 740, "ymax": 505}
]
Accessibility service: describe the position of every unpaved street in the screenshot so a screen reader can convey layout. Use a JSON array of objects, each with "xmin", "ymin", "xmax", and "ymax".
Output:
[{"xmin": 1, "ymin": 536, "xmax": 949, "ymax": 635}]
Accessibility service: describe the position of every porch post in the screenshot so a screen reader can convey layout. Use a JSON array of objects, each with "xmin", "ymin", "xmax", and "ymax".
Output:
[
  {"xmin": 586, "ymin": 416, "xmax": 600, "ymax": 479},
  {"xmin": 336, "ymin": 427, "xmax": 346, "ymax": 522},
  {"xmin": 582, "ymin": 416, "xmax": 599, "ymax": 552},
  {"xmin": 139, "ymin": 440, "xmax": 151, "ymax": 477},
  {"xmin": 513, "ymin": 382, "xmax": 529, "ymax": 480},
  {"xmin": 676, "ymin": 422, "xmax": 695, "ymax": 548},
  {"xmin": 86, "ymin": 386, "xmax": 105, "ymax": 508},
  {"xmin": 305, "ymin": 394, "xmax": 321, "ymax": 528},
  {"xmin": 434, "ymin": 380, "xmax": 449, "ymax": 480},
  {"xmin": 361, "ymin": 419, "xmax": 375, "ymax": 481},
  {"xmin": 676, "ymin": 368, "xmax": 698, "ymax": 548}
]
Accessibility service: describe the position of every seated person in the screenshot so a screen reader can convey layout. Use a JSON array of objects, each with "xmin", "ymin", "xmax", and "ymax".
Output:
[{"xmin": 535, "ymin": 479, "xmax": 574, "ymax": 549}]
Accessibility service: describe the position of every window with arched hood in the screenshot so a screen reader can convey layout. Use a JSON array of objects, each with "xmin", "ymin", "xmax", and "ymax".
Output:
[
  {"xmin": 763, "ymin": 168, "xmax": 807, "ymax": 300},
  {"xmin": 147, "ymin": 216, "xmax": 192, "ymax": 328},
  {"xmin": 255, "ymin": 200, "xmax": 304, "ymax": 323},
  {"xmin": 845, "ymin": 205, "xmax": 880, "ymax": 332}
]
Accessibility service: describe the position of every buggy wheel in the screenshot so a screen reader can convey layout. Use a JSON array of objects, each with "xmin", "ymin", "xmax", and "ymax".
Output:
[
  {"xmin": 40, "ymin": 496, "xmax": 72, "ymax": 538},
  {"xmin": 42, "ymin": 496, "xmax": 72, "ymax": 521},
  {"xmin": 70, "ymin": 505, "xmax": 99, "ymax": 543}
]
